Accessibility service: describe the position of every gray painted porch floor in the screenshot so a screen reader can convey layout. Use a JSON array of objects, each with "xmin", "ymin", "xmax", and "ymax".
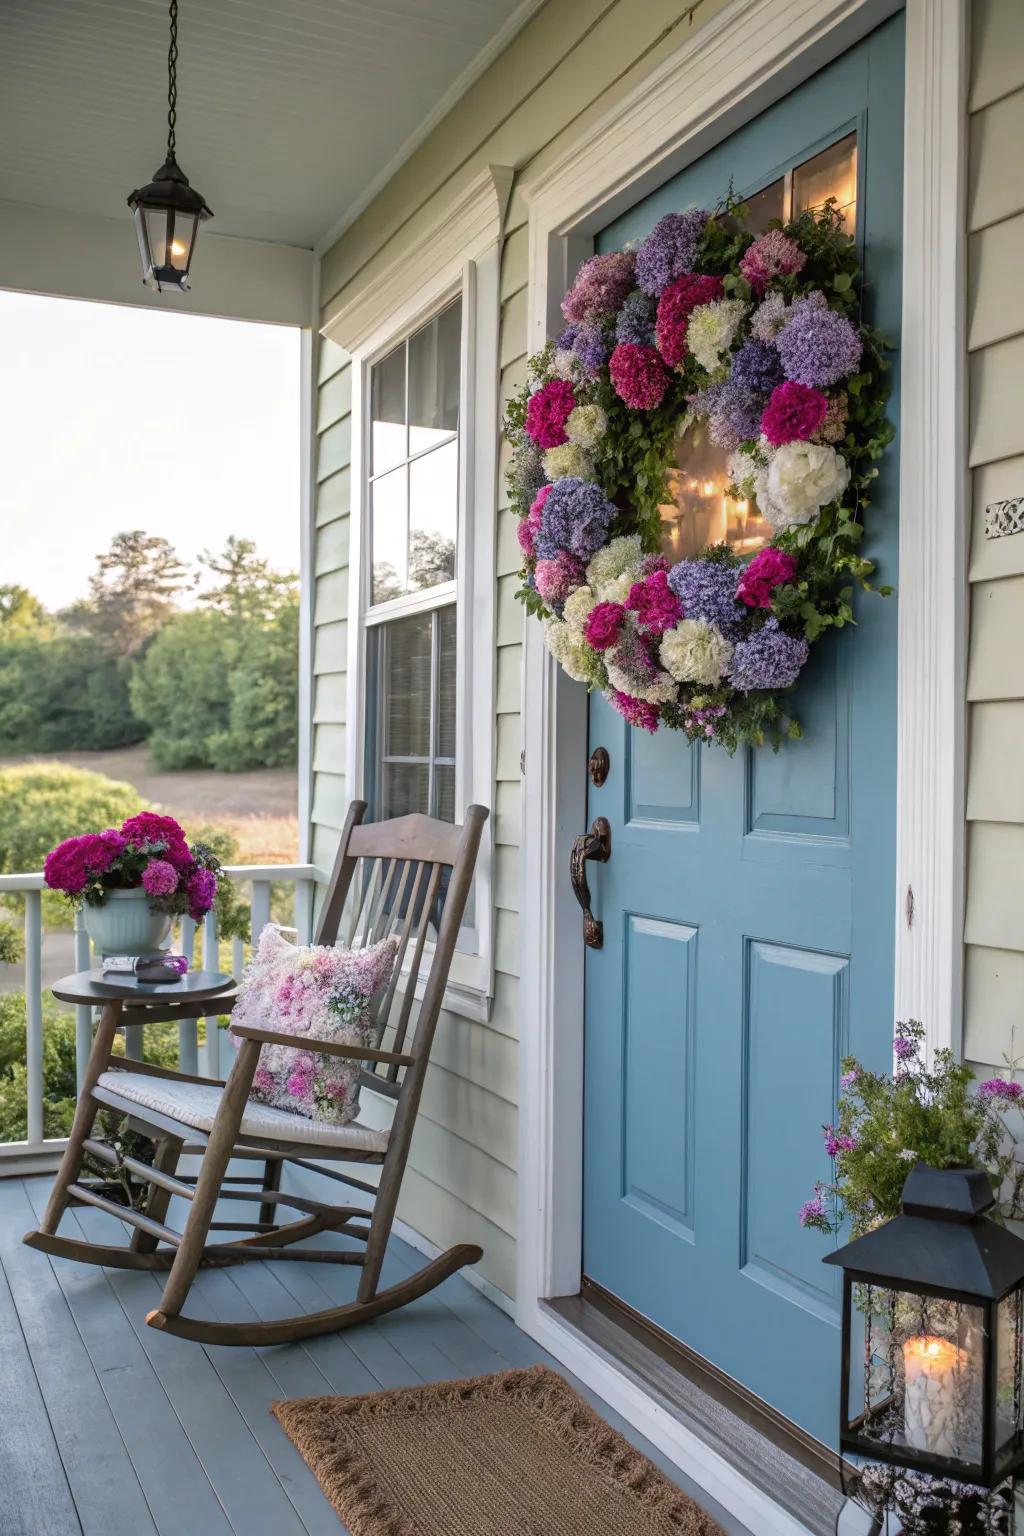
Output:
[{"xmin": 0, "ymin": 1175, "xmax": 750, "ymax": 1536}]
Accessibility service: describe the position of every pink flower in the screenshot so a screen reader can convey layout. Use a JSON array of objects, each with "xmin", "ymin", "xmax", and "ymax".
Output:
[
  {"xmin": 43, "ymin": 833, "xmax": 117, "ymax": 895},
  {"xmin": 608, "ymin": 343, "xmax": 669, "ymax": 409},
  {"xmin": 583, "ymin": 601, "xmax": 627, "ymax": 651},
  {"xmin": 141, "ymin": 859, "xmax": 178, "ymax": 896},
  {"xmin": 286, "ymin": 1066, "xmax": 313, "ymax": 1099},
  {"xmin": 736, "ymin": 548, "xmax": 799, "ymax": 609},
  {"xmin": 739, "ymin": 230, "xmax": 807, "ymax": 294},
  {"xmin": 626, "ymin": 569, "xmax": 683, "ymax": 635},
  {"xmin": 517, "ymin": 517, "xmax": 536, "ymax": 558},
  {"xmin": 98, "ymin": 828, "xmax": 126, "ymax": 855},
  {"xmin": 535, "ymin": 551, "xmax": 585, "ymax": 604},
  {"xmin": 655, "ymin": 273, "xmax": 724, "ymax": 367},
  {"xmin": 609, "ymin": 689, "xmax": 660, "ymax": 733},
  {"xmin": 254, "ymin": 1067, "xmax": 275, "ymax": 1095},
  {"xmin": 525, "ymin": 380, "xmax": 576, "ymax": 449},
  {"xmin": 760, "ymin": 380, "xmax": 829, "ymax": 446},
  {"xmin": 120, "ymin": 812, "xmax": 191, "ymax": 869},
  {"xmin": 561, "ymin": 250, "xmax": 636, "ymax": 323}
]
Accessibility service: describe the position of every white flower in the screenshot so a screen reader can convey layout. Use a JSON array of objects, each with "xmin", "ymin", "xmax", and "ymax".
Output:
[
  {"xmin": 660, "ymin": 619, "xmax": 734, "ymax": 685},
  {"xmin": 758, "ymin": 440, "xmax": 850, "ymax": 530},
  {"xmin": 686, "ymin": 299, "xmax": 748, "ymax": 373},
  {"xmin": 562, "ymin": 584, "xmax": 597, "ymax": 636},
  {"xmin": 542, "ymin": 442, "xmax": 594, "ymax": 481},
  {"xmin": 727, "ymin": 444, "xmax": 764, "ymax": 499},
  {"xmin": 749, "ymin": 291, "xmax": 789, "ymax": 342},
  {"xmin": 565, "ymin": 402, "xmax": 607, "ymax": 451},
  {"xmin": 551, "ymin": 349, "xmax": 584, "ymax": 382},
  {"xmin": 585, "ymin": 536, "xmax": 643, "ymax": 600},
  {"xmin": 544, "ymin": 620, "xmax": 592, "ymax": 683}
]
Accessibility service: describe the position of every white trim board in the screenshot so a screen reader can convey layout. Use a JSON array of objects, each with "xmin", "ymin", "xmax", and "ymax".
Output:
[{"xmin": 515, "ymin": 0, "xmax": 967, "ymax": 1529}]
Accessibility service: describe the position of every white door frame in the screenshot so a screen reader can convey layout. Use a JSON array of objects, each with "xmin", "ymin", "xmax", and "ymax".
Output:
[{"xmin": 515, "ymin": 0, "xmax": 968, "ymax": 1528}]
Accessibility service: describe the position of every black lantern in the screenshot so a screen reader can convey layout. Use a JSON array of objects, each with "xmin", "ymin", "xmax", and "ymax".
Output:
[
  {"xmin": 825, "ymin": 1164, "xmax": 1024, "ymax": 1497},
  {"xmin": 127, "ymin": 0, "xmax": 212, "ymax": 291}
]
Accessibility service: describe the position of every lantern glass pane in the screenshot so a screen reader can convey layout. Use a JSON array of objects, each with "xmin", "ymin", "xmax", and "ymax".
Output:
[
  {"xmin": 996, "ymin": 1291, "xmax": 1024, "ymax": 1454},
  {"xmin": 167, "ymin": 212, "xmax": 196, "ymax": 272},
  {"xmin": 146, "ymin": 208, "xmax": 169, "ymax": 271},
  {"xmin": 855, "ymin": 1287, "xmax": 986, "ymax": 1472}
]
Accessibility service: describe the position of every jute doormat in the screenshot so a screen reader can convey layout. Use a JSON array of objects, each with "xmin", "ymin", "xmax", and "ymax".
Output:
[{"xmin": 272, "ymin": 1362, "xmax": 724, "ymax": 1536}]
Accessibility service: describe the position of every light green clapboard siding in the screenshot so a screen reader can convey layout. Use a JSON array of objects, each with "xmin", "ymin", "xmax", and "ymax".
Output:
[
  {"xmin": 311, "ymin": 0, "xmax": 737, "ymax": 1297},
  {"xmin": 963, "ymin": 0, "xmax": 1024, "ymax": 1068}
]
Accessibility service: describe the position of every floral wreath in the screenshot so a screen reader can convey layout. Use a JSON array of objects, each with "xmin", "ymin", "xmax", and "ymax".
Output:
[{"xmin": 503, "ymin": 198, "xmax": 893, "ymax": 750}]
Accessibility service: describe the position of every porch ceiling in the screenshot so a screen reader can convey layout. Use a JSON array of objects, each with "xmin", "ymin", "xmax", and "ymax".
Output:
[{"xmin": 0, "ymin": 0, "xmax": 532, "ymax": 250}]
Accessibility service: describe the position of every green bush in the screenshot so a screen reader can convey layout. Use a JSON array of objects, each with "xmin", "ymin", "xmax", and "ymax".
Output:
[
  {"xmin": 130, "ymin": 601, "xmax": 297, "ymax": 772},
  {"xmin": 0, "ymin": 762, "xmax": 146, "ymax": 874},
  {"xmin": 0, "ymin": 992, "xmax": 182, "ymax": 1143},
  {"xmin": 0, "ymin": 634, "xmax": 142, "ymax": 753}
]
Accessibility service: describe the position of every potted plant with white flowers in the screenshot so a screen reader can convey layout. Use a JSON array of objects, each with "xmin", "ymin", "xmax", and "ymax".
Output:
[{"xmin": 44, "ymin": 811, "xmax": 225, "ymax": 956}]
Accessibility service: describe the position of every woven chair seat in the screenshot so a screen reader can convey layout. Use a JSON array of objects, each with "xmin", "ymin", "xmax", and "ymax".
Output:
[{"xmin": 97, "ymin": 1070, "xmax": 390, "ymax": 1153}]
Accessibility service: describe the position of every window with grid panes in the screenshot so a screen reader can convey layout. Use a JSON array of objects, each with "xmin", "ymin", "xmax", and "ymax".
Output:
[{"xmin": 365, "ymin": 299, "xmax": 461, "ymax": 825}]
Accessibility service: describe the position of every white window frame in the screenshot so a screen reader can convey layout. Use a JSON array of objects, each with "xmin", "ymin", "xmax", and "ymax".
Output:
[{"xmin": 324, "ymin": 176, "xmax": 508, "ymax": 1020}]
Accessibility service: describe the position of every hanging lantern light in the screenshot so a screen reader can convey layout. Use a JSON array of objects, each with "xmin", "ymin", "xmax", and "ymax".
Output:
[
  {"xmin": 826, "ymin": 1164, "xmax": 1024, "ymax": 1533},
  {"xmin": 127, "ymin": 0, "xmax": 212, "ymax": 292}
]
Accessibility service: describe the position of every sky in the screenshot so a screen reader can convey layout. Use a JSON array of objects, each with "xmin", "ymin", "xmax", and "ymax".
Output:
[{"xmin": 0, "ymin": 291, "xmax": 301, "ymax": 613}]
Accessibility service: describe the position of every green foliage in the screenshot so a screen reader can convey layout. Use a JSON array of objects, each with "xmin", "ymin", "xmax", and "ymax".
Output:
[
  {"xmin": 0, "ymin": 633, "xmax": 143, "ymax": 753},
  {"xmin": 0, "ymin": 992, "xmax": 181, "ymax": 1144},
  {"xmin": 801, "ymin": 1021, "xmax": 1009, "ymax": 1239},
  {"xmin": 0, "ymin": 763, "xmax": 145, "ymax": 874},
  {"xmin": 130, "ymin": 596, "xmax": 298, "ymax": 773},
  {"xmin": 0, "ymin": 585, "xmax": 51, "ymax": 637},
  {"xmin": 62, "ymin": 530, "xmax": 193, "ymax": 657},
  {"xmin": 188, "ymin": 821, "xmax": 250, "ymax": 943},
  {"xmin": 198, "ymin": 535, "xmax": 298, "ymax": 623},
  {"xmin": 0, "ymin": 918, "xmax": 22, "ymax": 964}
]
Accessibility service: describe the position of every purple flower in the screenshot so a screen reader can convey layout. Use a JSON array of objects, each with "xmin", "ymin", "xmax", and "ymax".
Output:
[
  {"xmin": 615, "ymin": 290, "xmax": 657, "ymax": 347},
  {"xmin": 730, "ymin": 339, "xmax": 785, "ymax": 399},
  {"xmin": 668, "ymin": 557, "xmax": 746, "ymax": 636},
  {"xmin": 977, "ymin": 1078, "xmax": 1024, "ymax": 1103},
  {"xmin": 561, "ymin": 250, "xmax": 636, "ymax": 323},
  {"xmin": 141, "ymin": 859, "xmax": 178, "ymax": 897},
  {"xmin": 186, "ymin": 867, "xmax": 218, "ymax": 920},
  {"xmin": 893, "ymin": 1035, "xmax": 916, "ymax": 1062},
  {"xmin": 799, "ymin": 1193, "xmax": 827, "ymax": 1227},
  {"xmin": 571, "ymin": 319, "xmax": 611, "ymax": 374},
  {"xmin": 728, "ymin": 618, "xmax": 809, "ymax": 691},
  {"xmin": 556, "ymin": 324, "xmax": 577, "ymax": 351},
  {"xmin": 776, "ymin": 293, "xmax": 863, "ymax": 388},
  {"xmin": 609, "ymin": 689, "xmax": 660, "ymax": 732},
  {"xmin": 535, "ymin": 477, "xmax": 616, "ymax": 562},
  {"xmin": 839, "ymin": 1069, "xmax": 858, "ymax": 1090},
  {"xmin": 823, "ymin": 1125, "xmax": 857, "ymax": 1159},
  {"xmin": 634, "ymin": 209, "xmax": 709, "ymax": 296},
  {"xmin": 691, "ymin": 379, "xmax": 764, "ymax": 450}
]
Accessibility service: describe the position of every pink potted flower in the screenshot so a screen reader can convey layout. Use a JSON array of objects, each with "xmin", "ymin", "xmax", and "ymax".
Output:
[{"xmin": 44, "ymin": 812, "xmax": 226, "ymax": 956}]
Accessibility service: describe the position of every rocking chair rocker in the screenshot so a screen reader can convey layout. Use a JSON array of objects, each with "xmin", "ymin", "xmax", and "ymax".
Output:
[{"xmin": 24, "ymin": 800, "xmax": 488, "ymax": 1345}]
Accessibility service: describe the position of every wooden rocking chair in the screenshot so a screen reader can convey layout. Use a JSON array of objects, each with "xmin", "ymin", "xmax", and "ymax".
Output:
[{"xmin": 24, "ymin": 801, "xmax": 489, "ymax": 1345}]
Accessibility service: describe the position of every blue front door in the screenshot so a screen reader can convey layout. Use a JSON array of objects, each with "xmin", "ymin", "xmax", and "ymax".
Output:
[{"xmin": 582, "ymin": 16, "xmax": 904, "ymax": 1444}]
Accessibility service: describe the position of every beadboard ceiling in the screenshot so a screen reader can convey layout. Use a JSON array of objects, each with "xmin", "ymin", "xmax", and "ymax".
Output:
[{"xmin": 0, "ymin": 0, "xmax": 534, "ymax": 249}]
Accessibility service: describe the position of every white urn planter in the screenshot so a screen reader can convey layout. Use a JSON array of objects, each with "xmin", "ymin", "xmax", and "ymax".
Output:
[{"xmin": 83, "ymin": 889, "xmax": 172, "ymax": 957}]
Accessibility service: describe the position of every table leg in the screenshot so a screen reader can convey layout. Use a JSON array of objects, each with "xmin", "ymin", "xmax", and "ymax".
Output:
[{"xmin": 37, "ymin": 999, "xmax": 123, "ymax": 1236}]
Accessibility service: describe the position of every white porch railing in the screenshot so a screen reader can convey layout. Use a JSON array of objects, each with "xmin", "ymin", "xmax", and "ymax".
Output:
[{"xmin": 0, "ymin": 864, "xmax": 323, "ymax": 1173}]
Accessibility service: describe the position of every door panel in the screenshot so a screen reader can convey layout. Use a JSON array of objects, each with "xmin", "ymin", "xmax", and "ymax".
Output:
[{"xmin": 582, "ymin": 15, "xmax": 904, "ymax": 1444}]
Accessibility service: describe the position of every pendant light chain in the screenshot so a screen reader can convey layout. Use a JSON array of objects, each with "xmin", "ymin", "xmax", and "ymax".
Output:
[{"xmin": 166, "ymin": 0, "xmax": 178, "ymax": 159}]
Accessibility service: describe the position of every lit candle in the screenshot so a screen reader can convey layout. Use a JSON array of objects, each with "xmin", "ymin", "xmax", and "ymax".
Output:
[{"xmin": 902, "ymin": 1334, "xmax": 969, "ymax": 1459}]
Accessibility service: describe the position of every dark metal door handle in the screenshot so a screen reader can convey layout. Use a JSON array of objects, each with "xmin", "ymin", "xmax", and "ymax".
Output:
[{"xmin": 570, "ymin": 817, "xmax": 611, "ymax": 949}]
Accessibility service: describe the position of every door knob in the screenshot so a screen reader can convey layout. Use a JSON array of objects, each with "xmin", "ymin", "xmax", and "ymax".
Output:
[{"xmin": 570, "ymin": 817, "xmax": 611, "ymax": 949}]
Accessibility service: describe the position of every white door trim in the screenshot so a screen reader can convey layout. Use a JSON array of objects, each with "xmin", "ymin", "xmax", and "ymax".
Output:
[{"xmin": 515, "ymin": 0, "xmax": 967, "ymax": 1525}]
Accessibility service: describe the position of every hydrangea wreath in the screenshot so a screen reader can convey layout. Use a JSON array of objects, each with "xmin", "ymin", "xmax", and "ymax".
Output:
[{"xmin": 503, "ymin": 198, "xmax": 894, "ymax": 751}]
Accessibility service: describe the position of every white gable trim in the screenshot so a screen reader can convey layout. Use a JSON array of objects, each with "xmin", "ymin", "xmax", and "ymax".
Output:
[
  {"xmin": 319, "ymin": 164, "xmax": 513, "ymax": 356},
  {"xmin": 515, "ymin": 0, "xmax": 967, "ymax": 1526}
]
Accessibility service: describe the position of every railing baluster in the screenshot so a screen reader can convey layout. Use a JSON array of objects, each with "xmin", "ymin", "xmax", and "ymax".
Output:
[
  {"xmin": 74, "ymin": 909, "xmax": 93, "ymax": 1095},
  {"xmin": 24, "ymin": 891, "xmax": 44, "ymax": 1147},
  {"xmin": 251, "ymin": 881, "xmax": 271, "ymax": 945},
  {"xmin": 296, "ymin": 879, "xmax": 314, "ymax": 944},
  {"xmin": 202, "ymin": 910, "xmax": 220, "ymax": 1078},
  {"xmin": 178, "ymin": 916, "xmax": 198, "ymax": 1075}
]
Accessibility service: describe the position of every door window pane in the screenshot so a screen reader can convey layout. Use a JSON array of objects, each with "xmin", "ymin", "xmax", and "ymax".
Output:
[
  {"xmin": 409, "ymin": 438, "xmax": 457, "ymax": 591},
  {"xmin": 383, "ymin": 612, "xmax": 432, "ymax": 758},
  {"xmin": 371, "ymin": 466, "xmax": 408, "ymax": 603},
  {"xmin": 793, "ymin": 132, "xmax": 857, "ymax": 235},
  {"xmin": 409, "ymin": 300, "xmax": 461, "ymax": 454},
  {"xmin": 371, "ymin": 343, "xmax": 406, "ymax": 473},
  {"xmin": 743, "ymin": 177, "xmax": 785, "ymax": 235}
]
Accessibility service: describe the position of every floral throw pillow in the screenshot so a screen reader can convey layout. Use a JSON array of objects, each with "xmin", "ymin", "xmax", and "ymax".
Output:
[{"xmin": 229, "ymin": 925, "xmax": 399, "ymax": 1125}]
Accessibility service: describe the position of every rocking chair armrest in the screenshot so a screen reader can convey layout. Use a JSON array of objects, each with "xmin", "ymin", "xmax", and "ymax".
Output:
[{"xmin": 229, "ymin": 1023, "xmax": 415, "ymax": 1069}]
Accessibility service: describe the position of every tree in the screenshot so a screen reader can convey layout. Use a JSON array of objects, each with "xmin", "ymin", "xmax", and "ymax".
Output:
[
  {"xmin": 0, "ymin": 584, "xmax": 50, "ymax": 637},
  {"xmin": 64, "ymin": 531, "xmax": 193, "ymax": 656},
  {"xmin": 0, "ymin": 634, "xmax": 142, "ymax": 753},
  {"xmin": 210, "ymin": 593, "xmax": 299, "ymax": 770},
  {"xmin": 198, "ymin": 536, "xmax": 297, "ymax": 623},
  {"xmin": 129, "ymin": 609, "xmax": 233, "ymax": 769}
]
